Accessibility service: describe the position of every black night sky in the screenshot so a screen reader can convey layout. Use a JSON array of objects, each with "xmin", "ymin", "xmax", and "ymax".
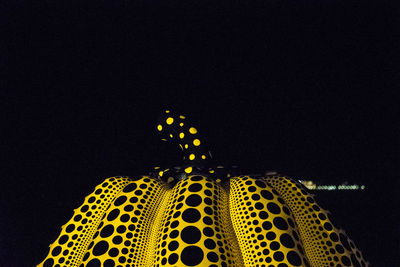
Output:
[{"xmin": 1, "ymin": 0, "xmax": 398, "ymax": 266}]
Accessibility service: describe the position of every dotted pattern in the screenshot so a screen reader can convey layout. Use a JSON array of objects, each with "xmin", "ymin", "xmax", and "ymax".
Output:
[
  {"xmin": 265, "ymin": 176, "xmax": 369, "ymax": 267},
  {"xmin": 80, "ymin": 176, "xmax": 167, "ymax": 266},
  {"xmin": 38, "ymin": 176, "xmax": 131, "ymax": 267},
  {"xmin": 38, "ymin": 175, "xmax": 369, "ymax": 267},
  {"xmin": 153, "ymin": 110, "xmax": 241, "ymax": 185},
  {"xmin": 156, "ymin": 110, "xmax": 209, "ymax": 173},
  {"xmin": 230, "ymin": 176, "xmax": 310, "ymax": 267},
  {"xmin": 37, "ymin": 110, "xmax": 369, "ymax": 266},
  {"xmin": 152, "ymin": 175, "xmax": 241, "ymax": 267}
]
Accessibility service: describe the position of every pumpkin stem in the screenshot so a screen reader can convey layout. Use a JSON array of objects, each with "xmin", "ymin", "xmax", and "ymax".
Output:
[{"xmin": 156, "ymin": 110, "xmax": 212, "ymax": 172}]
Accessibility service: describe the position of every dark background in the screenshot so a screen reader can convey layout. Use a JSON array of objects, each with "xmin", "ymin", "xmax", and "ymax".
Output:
[{"xmin": 1, "ymin": 0, "xmax": 398, "ymax": 266}]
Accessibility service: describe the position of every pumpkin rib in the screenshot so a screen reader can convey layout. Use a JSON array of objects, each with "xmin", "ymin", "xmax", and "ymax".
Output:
[
  {"xmin": 146, "ymin": 182, "xmax": 173, "ymax": 266},
  {"xmin": 265, "ymin": 176, "xmax": 369, "ymax": 267},
  {"xmin": 229, "ymin": 176, "xmax": 309, "ymax": 266},
  {"xmin": 220, "ymin": 181, "xmax": 245, "ymax": 267},
  {"xmin": 80, "ymin": 176, "xmax": 169, "ymax": 266},
  {"xmin": 152, "ymin": 175, "xmax": 241, "ymax": 266},
  {"xmin": 37, "ymin": 176, "xmax": 132, "ymax": 267}
]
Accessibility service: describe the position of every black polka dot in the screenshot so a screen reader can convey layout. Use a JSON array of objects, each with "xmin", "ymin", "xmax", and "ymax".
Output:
[
  {"xmin": 273, "ymin": 251, "xmax": 284, "ymax": 261},
  {"xmin": 262, "ymin": 221, "xmax": 272, "ymax": 230},
  {"xmin": 261, "ymin": 190, "xmax": 274, "ymax": 200},
  {"xmin": 100, "ymin": 225, "xmax": 114, "ymax": 238},
  {"xmin": 51, "ymin": 246, "xmax": 61, "ymax": 256},
  {"xmin": 207, "ymin": 251, "xmax": 219, "ymax": 262},
  {"xmin": 86, "ymin": 259, "xmax": 101, "ymax": 267},
  {"xmin": 324, "ymin": 222, "xmax": 333, "ymax": 231},
  {"xmin": 312, "ymin": 204, "xmax": 320, "ymax": 211},
  {"xmin": 168, "ymin": 241, "xmax": 179, "ymax": 251},
  {"xmin": 114, "ymin": 196, "xmax": 127, "ymax": 206},
  {"xmin": 351, "ymin": 254, "xmax": 361, "ymax": 267},
  {"xmin": 168, "ymin": 253, "xmax": 179, "ymax": 264},
  {"xmin": 182, "ymin": 208, "xmax": 201, "ymax": 223},
  {"xmin": 123, "ymin": 183, "xmax": 137, "ymax": 193},
  {"xmin": 117, "ymin": 225, "xmax": 126, "ymax": 234},
  {"xmin": 318, "ymin": 213, "xmax": 326, "ymax": 220},
  {"xmin": 266, "ymin": 232, "xmax": 276, "ymax": 240},
  {"xmin": 186, "ymin": 195, "xmax": 202, "ymax": 207},
  {"xmin": 107, "ymin": 209, "xmax": 120, "ymax": 221},
  {"xmin": 270, "ymin": 241, "xmax": 280, "ymax": 250},
  {"xmin": 341, "ymin": 255, "xmax": 351, "ymax": 266},
  {"xmin": 118, "ymin": 256, "xmax": 126, "ymax": 263},
  {"xmin": 59, "ymin": 235, "xmax": 68, "ymax": 245},
  {"xmin": 204, "ymin": 207, "xmax": 213, "ymax": 215},
  {"xmin": 171, "ymin": 221, "xmax": 179, "ymax": 228},
  {"xmin": 203, "ymin": 227, "xmax": 214, "ymax": 237},
  {"xmin": 112, "ymin": 236, "xmax": 123, "ymax": 245},
  {"xmin": 103, "ymin": 259, "xmax": 115, "ymax": 267},
  {"xmin": 139, "ymin": 183, "xmax": 147, "ymax": 189},
  {"xmin": 92, "ymin": 241, "xmax": 109, "ymax": 256},
  {"xmin": 204, "ymin": 190, "xmax": 212, "ymax": 196},
  {"xmin": 181, "ymin": 226, "xmax": 201, "ymax": 244},
  {"xmin": 283, "ymin": 207, "xmax": 291, "ymax": 216},
  {"xmin": 330, "ymin": 232, "xmax": 339, "ymax": 242},
  {"xmin": 120, "ymin": 214, "xmax": 130, "ymax": 222},
  {"xmin": 273, "ymin": 217, "xmax": 288, "ymax": 230},
  {"xmin": 267, "ymin": 203, "xmax": 281, "ymax": 214},
  {"xmin": 181, "ymin": 246, "xmax": 204, "ymax": 266},
  {"xmin": 170, "ymin": 230, "xmax": 179, "ymax": 238},
  {"xmin": 255, "ymin": 202, "xmax": 264, "ymax": 210},
  {"xmin": 129, "ymin": 197, "xmax": 138, "ymax": 203},
  {"xmin": 280, "ymin": 233, "xmax": 295, "ymax": 248},
  {"xmin": 204, "ymin": 239, "xmax": 216, "ymax": 249},
  {"xmin": 191, "ymin": 176, "xmax": 203, "ymax": 181},
  {"xmin": 340, "ymin": 234, "xmax": 352, "ymax": 251},
  {"xmin": 287, "ymin": 251, "xmax": 302, "ymax": 266},
  {"xmin": 248, "ymin": 186, "xmax": 256, "ymax": 192},
  {"xmin": 188, "ymin": 183, "xmax": 203, "ymax": 192},
  {"xmin": 81, "ymin": 205, "xmax": 89, "ymax": 212},
  {"xmin": 65, "ymin": 224, "xmax": 75, "ymax": 233},
  {"xmin": 203, "ymin": 216, "xmax": 213, "ymax": 225},
  {"xmin": 204, "ymin": 197, "xmax": 212, "ymax": 205},
  {"xmin": 108, "ymin": 248, "xmax": 119, "ymax": 257},
  {"xmin": 336, "ymin": 244, "xmax": 345, "ymax": 254},
  {"xmin": 43, "ymin": 258, "xmax": 54, "ymax": 267},
  {"xmin": 255, "ymin": 180, "xmax": 267, "ymax": 188},
  {"xmin": 124, "ymin": 205, "xmax": 134, "ymax": 212}
]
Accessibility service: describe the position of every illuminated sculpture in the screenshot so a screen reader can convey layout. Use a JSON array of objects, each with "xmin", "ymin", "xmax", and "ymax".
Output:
[{"xmin": 38, "ymin": 110, "xmax": 368, "ymax": 267}]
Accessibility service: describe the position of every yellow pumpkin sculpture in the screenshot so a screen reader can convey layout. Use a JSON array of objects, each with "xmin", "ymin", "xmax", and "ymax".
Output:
[{"xmin": 38, "ymin": 110, "xmax": 368, "ymax": 267}]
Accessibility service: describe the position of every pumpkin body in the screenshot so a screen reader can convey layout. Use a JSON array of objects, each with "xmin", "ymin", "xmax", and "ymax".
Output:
[{"xmin": 38, "ymin": 174, "xmax": 368, "ymax": 267}]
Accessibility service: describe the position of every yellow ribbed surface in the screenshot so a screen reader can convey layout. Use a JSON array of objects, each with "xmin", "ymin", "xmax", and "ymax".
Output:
[
  {"xmin": 220, "ymin": 182, "xmax": 244, "ymax": 267},
  {"xmin": 37, "ymin": 176, "xmax": 131, "ymax": 267},
  {"xmin": 265, "ymin": 176, "xmax": 369, "ymax": 267},
  {"xmin": 146, "ymin": 185, "xmax": 172, "ymax": 267},
  {"xmin": 152, "ymin": 175, "xmax": 240, "ymax": 266},
  {"xmin": 80, "ymin": 176, "xmax": 166, "ymax": 266},
  {"xmin": 230, "ymin": 176, "xmax": 309, "ymax": 267},
  {"xmin": 38, "ymin": 175, "xmax": 369, "ymax": 267}
]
